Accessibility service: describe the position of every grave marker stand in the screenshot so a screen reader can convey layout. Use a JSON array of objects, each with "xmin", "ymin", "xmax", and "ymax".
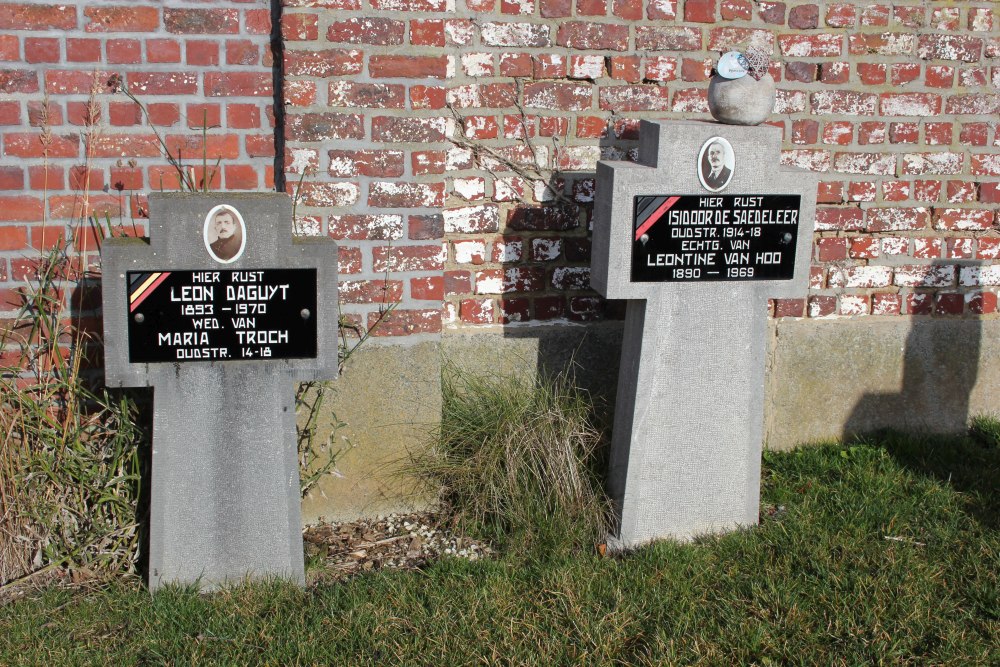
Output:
[
  {"xmin": 591, "ymin": 120, "xmax": 816, "ymax": 548},
  {"xmin": 102, "ymin": 193, "xmax": 337, "ymax": 590}
]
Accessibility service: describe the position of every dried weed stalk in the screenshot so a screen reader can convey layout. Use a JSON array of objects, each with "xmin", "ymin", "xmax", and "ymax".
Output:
[{"xmin": 1, "ymin": 74, "xmax": 144, "ymax": 589}]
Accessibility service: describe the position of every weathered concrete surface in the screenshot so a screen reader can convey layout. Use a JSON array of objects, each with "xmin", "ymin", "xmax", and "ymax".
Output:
[
  {"xmin": 765, "ymin": 317, "xmax": 1000, "ymax": 450},
  {"xmin": 300, "ymin": 340, "xmax": 441, "ymax": 524},
  {"xmin": 441, "ymin": 317, "xmax": 1000, "ymax": 451},
  {"xmin": 300, "ymin": 326, "xmax": 622, "ymax": 523}
]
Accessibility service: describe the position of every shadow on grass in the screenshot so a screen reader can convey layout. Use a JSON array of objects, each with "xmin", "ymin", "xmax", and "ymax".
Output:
[{"xmin": 858, "ymin": 429, "xmax": 1000, "ymax": 531}]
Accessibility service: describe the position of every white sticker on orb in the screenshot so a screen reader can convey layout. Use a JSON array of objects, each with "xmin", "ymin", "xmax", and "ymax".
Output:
[{"xmin": 717, "ymin": 51, "xmax": 749, "ymax": 79}]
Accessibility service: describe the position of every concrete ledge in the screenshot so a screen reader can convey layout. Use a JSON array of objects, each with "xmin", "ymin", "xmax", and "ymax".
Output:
[
  {"xmin": 299, "ymin": 326, "xmax": 623, "ymax": 522},
  {"xmin": 443, "ymin": 318, "xmax": 999, "ymax": 451},
  {"xmin": 300, "ymin": 318, "xmax": 999, "ymax": 520},
  {"xmin": 440, "ymin": 323, "xmax": 624, "ymax": 403}
]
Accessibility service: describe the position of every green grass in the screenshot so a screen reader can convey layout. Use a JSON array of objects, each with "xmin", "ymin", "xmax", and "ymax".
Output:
[
  {"xmin": 2, "ymin": 435, "xmax": 997, "ymax": 665},
  {"xmin": 970, "ymin": 413, "xmax": 1000, "ymax": 450}
]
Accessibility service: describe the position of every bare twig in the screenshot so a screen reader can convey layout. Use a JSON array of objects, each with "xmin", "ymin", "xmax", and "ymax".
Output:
[{"xmin": 444, "ymin": 101, "xmax": 574, "ymax": 207}]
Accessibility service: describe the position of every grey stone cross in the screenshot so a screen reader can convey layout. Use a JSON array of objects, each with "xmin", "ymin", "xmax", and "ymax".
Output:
[
  {"xmin": 102, "ymin": 193, "xmax": 338, "ymax": 590},
  {"xmin": 592, "ymin": 120, "xmax": 816, "ymax": 549}
]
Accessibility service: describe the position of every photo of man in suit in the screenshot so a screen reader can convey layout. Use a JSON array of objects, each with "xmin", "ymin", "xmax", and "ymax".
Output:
[
  {"xmin": 698, "ymin": 138, "xmax": 735, "ymax": 192},
  {"xmin": 204, "ymin": 206, "xmax": 245, "ymax": 263}
]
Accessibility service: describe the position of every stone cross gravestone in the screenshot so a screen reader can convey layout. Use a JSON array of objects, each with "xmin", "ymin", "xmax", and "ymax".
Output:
[
  {"xmin": 591, "ymin": 120, "xmax": 816, "ymax": 549},
  {"xmin": 102, "ymin": 193, "xmax": 338, "ymax": 590}
]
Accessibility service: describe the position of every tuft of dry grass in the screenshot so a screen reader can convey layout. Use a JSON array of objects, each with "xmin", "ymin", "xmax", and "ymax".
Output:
[
  {"xmin": 0, "ymin": 242, "xmax": 144, "ymax": 588},
  {"xmin": 409, "ymin": 367, "xmax": 612, "ymax": 551},
  {"xmin": 970, "ymin": 413, "xmax": 1000, "ymax": 449}
]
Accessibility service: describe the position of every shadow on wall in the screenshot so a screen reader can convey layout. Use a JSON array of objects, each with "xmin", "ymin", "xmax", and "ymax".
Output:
[
  {"xmin": 489, "ymin": 119, "xmax": 657, "ymax": 398},
  {"xmin": 841, "ymin": 260, "xmax": 999, "ymax": 531},
  {"xmin": 71, "ymin": 276, "xmax": 107, "ymax": 384},
  {"xmin": 843, "ymin": 260, "xmax": 985, "ymax": 439},
  {"xmin": 497, "ymin": 165, "xmax": 627, "ymax": 411}
]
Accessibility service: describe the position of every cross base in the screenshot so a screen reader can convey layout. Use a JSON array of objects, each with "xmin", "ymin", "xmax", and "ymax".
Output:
[
  {"xmin": 606, "ymin": 287, "xmax": 768, "ymax": 549},
  {"xmin": 149, "ymin": 365, "xmax": 303, "ymax": 589}
]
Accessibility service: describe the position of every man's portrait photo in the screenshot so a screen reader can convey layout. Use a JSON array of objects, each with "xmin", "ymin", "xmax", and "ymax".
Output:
[
  {"xmin": 698, "ymin": 137, "xmax": 735, "ymax": 192},
  {"xmin": 204, "ymin": 205, "xmax": 246, "ymax": 263}
]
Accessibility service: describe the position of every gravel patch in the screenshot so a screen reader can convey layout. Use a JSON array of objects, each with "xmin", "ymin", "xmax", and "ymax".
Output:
[{"xmin": 303, "ymin": 512, "xmax": 492, "ymax": 584}]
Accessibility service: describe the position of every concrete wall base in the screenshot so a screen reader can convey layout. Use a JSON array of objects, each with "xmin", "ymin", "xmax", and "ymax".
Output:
[
  {"xmin": 301, "ymin": 318, "xmax": 999, "ymax": 521},
  {"xmin": 299, "ymin": 340, "xmax": 441, "ymax": 524},
  {"xmin": 765, "ymin": 317, "xmax": 999, "ymax": 450}
]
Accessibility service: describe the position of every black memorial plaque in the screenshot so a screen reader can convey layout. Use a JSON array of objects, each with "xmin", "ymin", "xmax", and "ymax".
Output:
[
  {"xmin": 126, "ymin": 269, "xmax": 317, "ymax": 363},
  {"xmin": 631, "ymin": 194, "xmax": 801, "ymax": 282}
]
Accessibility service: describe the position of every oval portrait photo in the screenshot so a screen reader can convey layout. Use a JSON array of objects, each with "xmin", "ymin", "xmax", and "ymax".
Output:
[
  {"xmin": 698, "ymin": 136, "xmax": 735, "ymax": 192},
  {"xmin": 204, "ymin": 205, "xmax": 246, "ymax": 264}
]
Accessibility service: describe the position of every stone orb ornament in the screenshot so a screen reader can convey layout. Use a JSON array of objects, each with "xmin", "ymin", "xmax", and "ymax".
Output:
[
  {"xmin": 708, "ymin": 73, "xmax": 776, "ymax": 125},
  {"xmin": 708, "ymin": 48, "xmax": 776, "ymax": 126}
]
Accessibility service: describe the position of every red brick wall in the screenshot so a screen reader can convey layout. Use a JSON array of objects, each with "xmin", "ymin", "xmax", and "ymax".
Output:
[
  {"xmin": 283, "ymin": 0, "xmax": 999, "ymax": 330},
  {"xmin": 0, "ymin": 1, "xmax": 276, "ymax": 318},
  {"xmin": 1, "ymin": 0, "xmax": 998, "ymax": 339}
]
